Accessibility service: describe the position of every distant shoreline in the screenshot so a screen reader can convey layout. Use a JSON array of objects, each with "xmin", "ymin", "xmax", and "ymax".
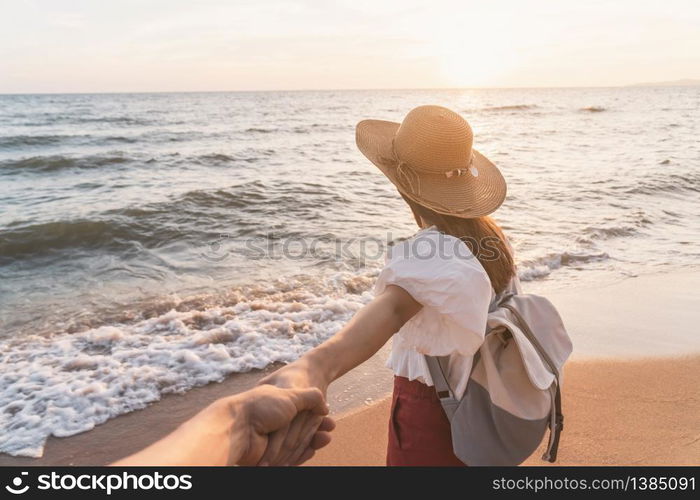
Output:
[{"xmin": 627, "ymin": 78, "xmax": 700, "ymax": 87}]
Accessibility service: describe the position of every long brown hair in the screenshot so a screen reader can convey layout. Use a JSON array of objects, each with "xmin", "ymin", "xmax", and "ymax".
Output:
[{"xmin": 400, "ymin": 193, "xmax": 515, "ymax": 293}]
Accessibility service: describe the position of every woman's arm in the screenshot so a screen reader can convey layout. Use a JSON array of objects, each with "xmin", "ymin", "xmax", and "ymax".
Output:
[
  {"xmin": 260, "ymin": 284, "xmax": 422, "ymax": 393},
  {"xmin": 253, "ymin": 285, "xmax": 421, "ymax": 465}
]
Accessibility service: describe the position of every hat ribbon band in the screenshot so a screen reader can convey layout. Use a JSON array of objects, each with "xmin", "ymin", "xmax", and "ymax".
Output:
[
  {"xmin": 391, "ymin": 138, "xmax": 476, "ymax": 189},
  {"xmin": 444, "ymin": 155, "xmax": 475, "ymax": 178}
]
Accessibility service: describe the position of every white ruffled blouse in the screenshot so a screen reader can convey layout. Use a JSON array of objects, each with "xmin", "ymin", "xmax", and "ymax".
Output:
[{"xmin": 375, "ymin": 226, "xmax": 497, "ymax": 399}]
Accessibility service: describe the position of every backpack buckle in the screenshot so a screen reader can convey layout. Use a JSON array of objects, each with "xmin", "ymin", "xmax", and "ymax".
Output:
[
  {"xmin": 437, "ymin": 390, "xmax": 451, "ymax": 399},
  {"xmin": 555, "ymin": 414, "xmax": 564, "ymax": 431}
]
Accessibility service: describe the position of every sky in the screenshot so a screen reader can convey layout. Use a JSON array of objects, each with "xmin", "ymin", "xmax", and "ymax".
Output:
[{"xmin": 1, "ymin": 0, "xmax": 699, "ymax": 93}]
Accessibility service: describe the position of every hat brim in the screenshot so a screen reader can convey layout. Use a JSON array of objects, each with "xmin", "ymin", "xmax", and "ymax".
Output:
[{"xmin": 355, "ymin": 119, "xmax": 506, "ymax": 218}]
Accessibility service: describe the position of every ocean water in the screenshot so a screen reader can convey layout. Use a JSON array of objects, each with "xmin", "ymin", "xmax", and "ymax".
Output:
[{"xmin": 1, "ymin": 87, "xmax": 699, "ymax": 456}]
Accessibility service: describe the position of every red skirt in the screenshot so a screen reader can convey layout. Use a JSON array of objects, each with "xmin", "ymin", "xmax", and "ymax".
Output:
[{"xmin": 386, "ymin": 375, "xmax": 466, "ymax": 466}]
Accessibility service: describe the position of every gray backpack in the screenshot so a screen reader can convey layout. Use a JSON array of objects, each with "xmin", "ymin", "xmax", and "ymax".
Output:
[{"xmin": 425, "ymin": 292, "xmax": 572, "ymax": 466}]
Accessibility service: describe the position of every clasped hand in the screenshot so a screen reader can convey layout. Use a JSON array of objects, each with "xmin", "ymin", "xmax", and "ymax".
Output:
[
  {"xmin": 113, "ymin": 373, "xmax": 333, "ymax": 466},
  {"xmin": 253, "ymin": 359, "xmax": 331, "ymax": 466}
]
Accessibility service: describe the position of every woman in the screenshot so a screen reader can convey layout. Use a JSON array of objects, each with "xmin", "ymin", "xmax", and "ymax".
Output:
[{"xmin": 261, "ymin": 105, "xmax": 518, "ymax": 466}]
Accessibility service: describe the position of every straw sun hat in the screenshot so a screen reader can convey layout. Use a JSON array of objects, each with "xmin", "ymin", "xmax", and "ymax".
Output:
[{"xmin": 356, "ymin": 105, "xmax": 506, "ymax": 218}]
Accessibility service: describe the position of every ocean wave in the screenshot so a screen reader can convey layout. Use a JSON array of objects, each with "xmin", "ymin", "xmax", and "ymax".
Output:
[
  {"xmin": 197, "ymin": 153, "xmax": 236, "ymax": 163},
  {"xmin": 580, "ymin": 106, "xmax": 606, "ymax": 112},
  {"xmin": 582, "ymin": 225, "xmax": 638, "ymax": 239},
  {"xmin": 195, "ymin": 150, "xmax": 274, "ymax": 164},
  {"xmin": 174, "ymin": 181, "xmax": 345, "ymax": 213},
  {"xmin": 518, "ymin": 251, "xmax": 610, "ymax": 281},
  {"xmin": 580, "ymin": 211, "xmax": 652, "ymax": 240},
  {"xmin": 0, "ymin": 134, "xmax": 89, "ymax": 148},
  {"xmin": 102, "ymin": 136, "xmax": 139, "ymax": 144},
  {"xmin": 481, "ymin": 104, "xmax": 537, "ymax": 112},
  {"xmin": 0, "ymin": 272, "xmax": 374, "ymax": 457},
  {"xmin": 0, "ymin": 218, "xmax": 183, "ymax": 261},
  {"xmin": 0, "ymin": 180, "xmax": 343, "ymax": 261},
  {"xmin": 624, "ymin": 173, "xmax": 700, "ymax": 195},
  {"xmin": 14, "ymin": 114, "xmax": 151, "ymax": 127},
  {"xmin": 175, "ymin": 181, "xmax": 269, "ymax": 210},
  {"xmin": 0, "ymin": 220, "xmax": 124, "ymax": 259},
  {"xmin": 0, "ymin": 154, "xmax": 130, "ymax": 174},
  {"xmin": 245, "ymin": 127, "xmax": 278, "ymax": 133},
  {"xmin": 71, "ymin": 115, "xmax": 151, "ymax": 126},
  {"xmin": 0, "ymin": 134, "xmax": 141, "ymax": 150},
  {"xmin": 1, "ymin": 148, "xmax": 274, "ymax": 177}
]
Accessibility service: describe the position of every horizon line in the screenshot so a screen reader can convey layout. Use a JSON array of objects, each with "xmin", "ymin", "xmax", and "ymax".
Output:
[{"xmin": 2, "ymin": 80, "xmax": 699, "ymax": 96}]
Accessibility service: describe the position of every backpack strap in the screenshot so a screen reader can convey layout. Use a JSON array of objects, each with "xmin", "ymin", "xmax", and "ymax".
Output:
[
  {"xmin": 546, "ymin": 383, "xmax": 564, "ymax": 462},
  {"xmin": 424, "ymin": 355, "xmax": 453, "ymax": 400},
  {"xmin": 501, "ymin": 302, "xmax": 564, "ymax": 463},
  {"xmin": 425, "ymin": 352, "xmax": 481, "ymax": 420}
]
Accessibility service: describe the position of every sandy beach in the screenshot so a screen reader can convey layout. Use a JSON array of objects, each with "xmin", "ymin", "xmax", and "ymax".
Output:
[
  {"xmin": 1, "ymin": 271, "xmax": 698, "ymax": 466},
  {"xmin": 307, "ymin": 356, "xmax": 700, "ymax": 466}
]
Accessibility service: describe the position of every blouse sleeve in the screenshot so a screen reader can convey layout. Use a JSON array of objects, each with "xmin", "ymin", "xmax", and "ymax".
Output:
[{"xmin": 374, "ymin": 231, "xmax": 493, "ymax": 357}]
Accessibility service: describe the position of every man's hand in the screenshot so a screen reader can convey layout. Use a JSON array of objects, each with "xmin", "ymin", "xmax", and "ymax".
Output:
[{"xmin": 113, "ymin": 384, "xmax": 334, "ymax": 466}]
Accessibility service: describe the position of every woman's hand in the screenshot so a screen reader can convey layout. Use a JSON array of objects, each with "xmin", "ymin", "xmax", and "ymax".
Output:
[
  {"xmin": 253, "ymin": 409, "xmax": 334, "ymax": 466},
  {"xmin": 255, "ymin": 359, "xmax": 332, "ymax": 465},
  {"xmin": 259, "ymin": 358, "xmax": 329, "ymax": 394}
]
